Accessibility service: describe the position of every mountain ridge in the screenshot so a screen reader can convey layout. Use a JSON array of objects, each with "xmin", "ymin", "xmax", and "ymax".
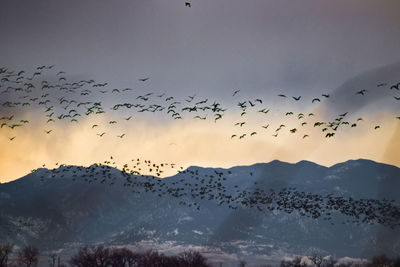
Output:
[{"xmin": 0, "ymin": 158, "xmax": 399, "ymax": 259}]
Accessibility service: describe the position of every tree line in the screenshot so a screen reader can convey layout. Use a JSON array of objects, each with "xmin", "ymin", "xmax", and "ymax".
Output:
[{"xmin": 1, "ymin": 243, "xmax": 399, "ymax": 267}]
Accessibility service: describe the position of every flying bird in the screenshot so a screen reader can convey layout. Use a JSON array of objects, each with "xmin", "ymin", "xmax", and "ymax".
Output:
[
  {"xmin": 356, "ymin": 89, "xmax": 367, "ymax": 95},
  {"xmin": 185, "ymin": 2, "xmax": 191, "ymax": 7},
  {"xmin": 292, "ymin": 96, "xmax": 301, "ymax": 101},
  {"xmin": 138, "ymin": 77, "xmax": 150, "ymax": 82},
  {"xmin": 232, "ymin": 90, "xmax": 240, "ymax": 96}
]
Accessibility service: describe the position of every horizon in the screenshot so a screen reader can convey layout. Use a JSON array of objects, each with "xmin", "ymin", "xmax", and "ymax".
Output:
[{"xmin": 3, "ymin": 157, "xmax": 399, "ymax": 185}]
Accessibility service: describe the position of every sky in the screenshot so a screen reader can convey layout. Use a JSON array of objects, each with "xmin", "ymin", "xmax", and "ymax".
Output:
[{"xmin": 0, "ymin": 0, "xmax": 400, "ymax": 182}]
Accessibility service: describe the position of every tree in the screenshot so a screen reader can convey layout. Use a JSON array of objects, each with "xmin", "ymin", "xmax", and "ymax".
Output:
[
  {"xmin": 69, "ymin": 246, "xmax": 112, "ymax": 267},
  {"xmin": 367, "ymin": 254, "xmax": 400, "ymax": 267},
  {"xmin": 17, "ymin": 245, "xmax": 39, "ymax": 267},
  {"xmin": 238, "ymin": 259, "xmax": 247, "ymax": 267},
  {"xmin": 178, "ymin": 250, "xmax": 210, "ymax": 267},
  {"xmin": 0, "ymin": 243, "xmax": 13, "ymax": 267},
  {"xmin": 109, "ymin": 248, "xmax": 140, "ymax": 267}
]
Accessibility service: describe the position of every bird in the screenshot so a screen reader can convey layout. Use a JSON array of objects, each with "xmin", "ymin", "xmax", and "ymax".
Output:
[
  {"xmin": 117, "ymin": 134, "xmax": 125, "ymax": 138},
  {"xmin": 303, "ymin": 134, "xmax": 309, "ymax": 139},
  {"xmin": 325, "ymin": 133, "xmax": 335, "ymax": 138},
  {"xmin": 292, "ymin": 96, "xmax": 301, "ymax": 101},
  {"xmin": 374, "ymin": 126, "xmax": 380, "ymax": 130},
  {"xmin": 258, "ymin": 108, "xmax": 269, "ymax": 114},
  {"xmin": 125, "ymin": 116, "xmax": 132, "ymax": 120},
  {"xmin": 231, "ymin": 134, "xmax": 237, "ymax": 139},
  {"xmin": 322, "ymin": 94, "xmax": 330, "ymax": 98},
  {"xmin": 394, "ymin": 96, "xmax": 400, "ymax": 101},
  {"xmin": 8, "ymin": 136, "xmax": 16, "ymax": 141},
  {"xmin": 239, "ymin": 134, "xmax": 246, "ymax": 139},
  {"xmin": 312, "ymin": 98, "xmax": 320, "ymax": 103},
  {"xmin": 278, "ymin": 94, "xmax": 287, "ymax": 98},
  {"xmin": 261, "ymin": 124, "xmax": 269, "ymax": 129},
  {"xmin": 250, "ymin": 132, "xmax": 257, "ymax": 136},
  {"xmin": 97, "ymin": 132, "xmax": 106, "ymax": 137},
  {"xmin": 185, "ymin": 2, "xmax": 191, "ymax": 7},
  {"xmin": 356, "ymin": 89, "xmax": 367, "ymax": 95},
  {"xmin": 138, "ymin": 77, "xmax": 150, "ymax": 82},
  {"xmin": 194, "ymin": 116, "xmax": 206, "ymax": 120},
  {"xmin": 44, "ymin": 130, "xmax": 52, "ymax": 134},
  {"xmin": 232, "ymin": 90, "xmax": 240, "ymax": 96}
]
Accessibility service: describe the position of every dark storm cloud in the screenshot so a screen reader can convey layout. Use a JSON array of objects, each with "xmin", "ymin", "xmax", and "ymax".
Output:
[
  {"xmin": 1, "ymin": 0, "xmax": 399, "ymax": 105},
  {"xmin": 325, "ymin": 62, "xmax": 400, "ymax": 117}
]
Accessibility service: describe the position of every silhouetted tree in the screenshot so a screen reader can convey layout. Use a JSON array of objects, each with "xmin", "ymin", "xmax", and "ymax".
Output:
[
  {"xmin": 178, "ymin": 250, "xmax": 210, "ymax": 267},
  {"xmin": 0, "ymin": 243, "xmax": 13, "ymax": 267},
  {"xmin": 17, "ymin": 245, "xmax": 39, "ymax": 267},
  {"xmin": 48, "ymin": 252, "xmax": 66, "ymax": 267},
  {"xmin": 367, "ymin": 254, "xmax": 400, "ymax": 267},
  {"xmin": 109, "ymin": 247, "xmax": 140, "ymax": 267},
  {"xmin": 69, "ymin": 246, "xmax": 112, "ymax": 267},
  {"xmin": 238, "ymin": 259, "xmax": 247, "ymax": 267}
]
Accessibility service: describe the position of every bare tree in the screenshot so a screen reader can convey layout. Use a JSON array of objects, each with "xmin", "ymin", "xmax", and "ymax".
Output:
[
  {"xmin": 238, "ymin": 259, "xmax": 247, "ymax": 267},
  {"xmin": 0, "ymin": 243, "xmax": 13, "ymax": 267},
  {"xmin": 69, "ymin": 246, "xmax": 112, "ymax": 267},
  {"xmin": 17, "ymin": 245, "xmax": 39, "ymax": 267},
  {"xmin": 109, "ymin": 248, "xmax": 139, "ymax": 267},
  {"xmin": 178, "ymin": 250, "xmax": 210, "ymax": 267}
]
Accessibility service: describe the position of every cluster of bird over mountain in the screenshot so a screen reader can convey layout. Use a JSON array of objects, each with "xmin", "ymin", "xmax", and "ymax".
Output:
[
  {"xmin": 24, "ymin": 157, "xmax": 400, "ymax": 230},
  {"xmin": 1, "ymin": 65, "xmax": 399, "ymax": 142}
]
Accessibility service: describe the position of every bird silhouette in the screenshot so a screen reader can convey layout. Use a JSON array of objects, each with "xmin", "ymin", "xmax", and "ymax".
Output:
[
  {"xmin": 185, "ymin": 2, "xmax": 191, "ymax": 7},
  {"xmin": 356, "ymin": 89, "xmax": 368, "ymax": 95},
  {"xmin": 232, "ymin": 90, "xmax": 240, "ymax": 96}
]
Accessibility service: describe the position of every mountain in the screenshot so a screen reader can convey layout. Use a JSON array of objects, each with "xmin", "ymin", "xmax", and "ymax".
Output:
[{"xmin": 0, "ymin": 159, "xmax": 399, "ymax": 261}]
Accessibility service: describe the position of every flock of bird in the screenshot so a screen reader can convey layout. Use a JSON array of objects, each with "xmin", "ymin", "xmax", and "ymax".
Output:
[
  {"xmin": 1, "ymin": 65, "xmax": 400, "ymax": 228},
  {"xmin": 1, "ymin": 65, "xmax": 399, "ymax": 143},
  {"xmin": 31, "ymin": 158, "xmax": 400, "ymax": 229}
]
